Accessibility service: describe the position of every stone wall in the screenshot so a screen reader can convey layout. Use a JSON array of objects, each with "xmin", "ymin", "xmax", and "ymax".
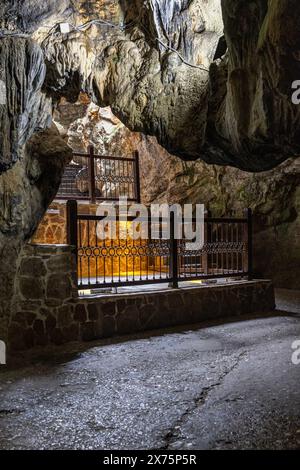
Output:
[
  {"xmin": 9, "ymin": 244, "xmax": 78, "ymax": 350},
  {"xmin": 80, "ymin": 280, "xmax": 275, "ymax": 339},
  {"xmin": 32, "ymin": 202, "xmax": 67, "ymax": 245},
  {"xmin": 9, "ymin": 241, "xmax": 275, "ymax": 352},
  {"xmin": 31, "ymin": 98, "xmax": 300, "ymax": 290}
]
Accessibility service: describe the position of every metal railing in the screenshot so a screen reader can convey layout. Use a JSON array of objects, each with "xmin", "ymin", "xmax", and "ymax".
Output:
[
  {"xmin": 56, "ymin": 146, "xmax": 141, "ymax": 203},
  {"xmin": 67, "ymin": 201, "xmax": 253, "ymax": 290}
]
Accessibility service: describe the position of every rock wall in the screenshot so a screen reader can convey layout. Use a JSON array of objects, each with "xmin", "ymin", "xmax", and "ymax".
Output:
[
  {"xmin": 39, "ymin": 0, "xmax": 300, "ymax": 170},
  {"xmin": 0, "ymin": 125, "xmax": 71, "ymax": 345},
  {"xmin": 0, "ymin": 21, "xmax": 72, "ymax": 346}
]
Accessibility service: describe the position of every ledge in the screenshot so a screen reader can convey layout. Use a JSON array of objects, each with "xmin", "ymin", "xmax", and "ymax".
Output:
[
  {"xmin": 76, "ymin": 279, "xmax": 275, "ymax": 339},
  {"xmin": 9, "ymin": 279, "xmax": 275, "ymax": 351}
]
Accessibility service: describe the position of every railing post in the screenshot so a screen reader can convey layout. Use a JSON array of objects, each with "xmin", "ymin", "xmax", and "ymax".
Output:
[
  {"xmin": 202, "ymin": 209, "xmax": 210, "ymax": 275},
  {"xmin": 67, "ymin": 200, "xmax": 78, "ymax": 251},
  {"xmin": 169, "ymin": 211, "xmax": 179, "ymax": 288},
  {"xmin": 67, "ymin": 200, "xmax": 78, "ymax": 294},
  {"xmin": 243, "ymin": 208, "xmax": 253, "ymax": 280},
  {"xmin": 88, "ymin": 145, "xmax": 96, "ymax": 204},
  {"xmin": 134, "ymin": 151, "xmax": 141, "ymax": 204}
]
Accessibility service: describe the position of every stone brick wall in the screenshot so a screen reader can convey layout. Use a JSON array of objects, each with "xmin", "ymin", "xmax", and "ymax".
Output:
[
  {"xmin": 31, "ymin": 202, "xmax": 67, "ymax": 245},
  {"xmin": 8, "ymin": 242, "xmax": 275, "ymax": 352},
  {"xmin": 9, "ymin": 244, "xmax": 78, "ymax": 350},
  {"xmin": 83, "ymin": 280, "xmax": 275, "ymax": 340}
]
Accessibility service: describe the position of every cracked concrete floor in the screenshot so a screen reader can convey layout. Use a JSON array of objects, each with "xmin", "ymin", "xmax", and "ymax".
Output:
[{"xmin": 0, "ymin": 289, "xmax": 300, "ymax": 450}]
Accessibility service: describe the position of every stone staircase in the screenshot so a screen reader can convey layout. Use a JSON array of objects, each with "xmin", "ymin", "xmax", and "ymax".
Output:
[{"xmin": 57, "ymin": 163, "xmax": 87, "ymax": 197}]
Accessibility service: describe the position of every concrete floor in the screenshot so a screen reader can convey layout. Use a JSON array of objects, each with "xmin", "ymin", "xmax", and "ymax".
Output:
[{"xmin": 0, "ymin": 289, "xmax": 300, "ymax": 450}]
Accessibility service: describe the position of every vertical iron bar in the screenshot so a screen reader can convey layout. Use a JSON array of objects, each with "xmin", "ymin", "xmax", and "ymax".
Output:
[
  {"xmin": 134, "ymin": 151, "xmax": 141, "ymax": 203},
  {"xmin": 226, "ymin": 223, "xmax": 229, "ymax": 273},
  {"xmin": 236, "ymin": 223, "xmax": 239, "ymax": 273},
  {"xmin": 66, "ymin": 199, "xmax": 78, "ymax": 287},
  {"xmin": 230, "ymin": 223, "xmax": 234, "ymax": 274},
  {"xmin": 118, "ymin": 234, "xmax": 121, "ymax": 283},
  {"xmin": 79, "ymin": 219, "xmax": 83, "ymax": 286},
  {"xmin": 87, "ymin": 219, "xmax": 91, "ymax": 285},
  {"xmin": 95, "ymin": 220, "xmax": 98, "ymax": 285},
  {"xmin": 103, "ymin": 237, "xmax": 106, "ymax": 284},
  {"xmin": 202, "ymin": 210, "xmax": 210, "ymax": 275},
  {"xmin": 216, "ymin": 223, "xmax": 219, "ymax": 274},
  {"xmin": 245, "ymin": 208, "xmax": 253, "ymax": 280},
  {"xmin": 169, "ymin": 212, "xmax": 179, "ymax": 288},
  {"xmin": 221, "ymin": 223, "xmax": 224, "ymax": 274},
  {"xmin": 67, "ymin": 199, "xmax": 78, "ymax": 250},
  {"xmin": 88, "ymin": 145, "xmax": 96, "ymax": 203}
]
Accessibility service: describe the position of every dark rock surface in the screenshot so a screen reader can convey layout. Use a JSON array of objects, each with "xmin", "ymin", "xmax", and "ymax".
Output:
[
  {"xmin": 0, "ymin": 38, "xmax": 49, "ymax": 172},
  {"xmin": 0, "ymin": 125, "xmax": 71, "ymax": 343}
]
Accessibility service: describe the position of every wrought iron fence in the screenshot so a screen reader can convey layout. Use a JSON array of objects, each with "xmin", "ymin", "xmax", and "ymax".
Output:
[
  {"xmin": 67, "ymin": 201, "xmax": 253, "ymax": 290},
  {"xmin": 56, "ymin": 146, "xmax": 140, "ymax": 203},
  {"xmin": 177, "ymin": 216, "xmax": 252, "ymax": 283}
]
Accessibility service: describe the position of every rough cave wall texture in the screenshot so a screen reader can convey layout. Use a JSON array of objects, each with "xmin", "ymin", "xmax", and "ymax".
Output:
[
  {"xmin": 39, "ymin": 0, "xmax": 300, "ymax": 170},
  {"xmin": 1, "ymin": 0, "xmax": 295, "ymax": 171},
  {"xmin": 0, "ymin": 1, "xmax": 300, "ymax": 346}
]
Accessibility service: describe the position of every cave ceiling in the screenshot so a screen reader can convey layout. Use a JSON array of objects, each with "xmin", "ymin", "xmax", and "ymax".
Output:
[{"xmin": 1, "ymin": 0, "xmax": 300, "ymax": 173}]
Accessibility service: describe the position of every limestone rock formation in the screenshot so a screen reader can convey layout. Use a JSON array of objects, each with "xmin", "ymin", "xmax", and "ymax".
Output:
[
  {"xmin": 39, "ymin": 0, "xmax": 300, "ymax": 171},
  {"xmin": 0, "ymin": 125, "xmax": 71, "ymax": 343},
  {"xmin": 1, "ymin": 1, "xmax": 299, "ymax": 173},
  {"xmin": 0, "ymin": 38, "xmax": 51, "ymax": 172}
]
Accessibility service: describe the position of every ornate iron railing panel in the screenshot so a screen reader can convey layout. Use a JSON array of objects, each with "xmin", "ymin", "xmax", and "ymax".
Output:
[
  {"xmin": 56, "ymin": 146, "xmax": 140, "ymax": 203},
  {"xmin": 66, "ymin": 203, "xmax": 253, "ymax": 290},
  {"xmin": 76, "ymin": 216, "xmax": 171, "ymax": 289},
  {"xmin": 178, "ymin": 220, "xmax": 248, "ymax": 281}
]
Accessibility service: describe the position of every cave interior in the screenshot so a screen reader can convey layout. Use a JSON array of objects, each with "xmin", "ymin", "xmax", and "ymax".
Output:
[
  {"xmin": 1, "ymin": 0, "xmax": 300, "ymax": 454},
  {"xmin": 0, "ymin": 0, "xmax": 299, "ymax": 350}
]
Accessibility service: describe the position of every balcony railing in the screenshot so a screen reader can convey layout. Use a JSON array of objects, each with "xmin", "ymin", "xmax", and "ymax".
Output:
[
  {"xmin": 66, "ymin": 201, "xmax": 253, "ymax": 290},
  {"xmin": 56, "ymin": 146, "xmax": 141, "ymax": 203}
]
